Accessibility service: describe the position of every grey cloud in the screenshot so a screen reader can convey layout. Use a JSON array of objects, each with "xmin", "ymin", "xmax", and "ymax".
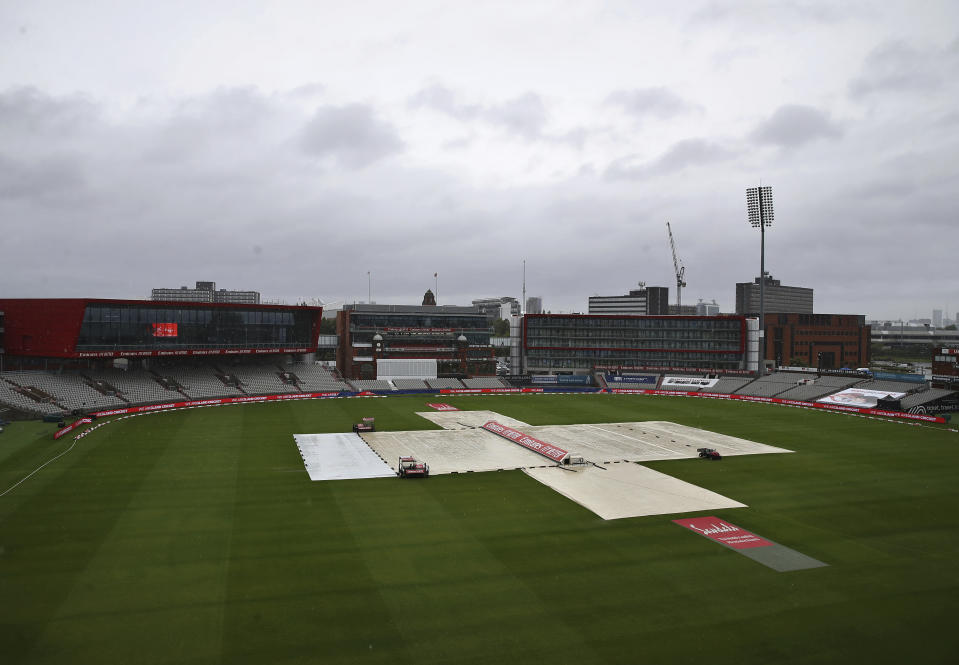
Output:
[
  {"xmin": 408, "ymin": 83, "xmax": 480, "ymax": 119},
  {"xmin": 0, "ymin": 153, "xmax": 84, "ymax": 198},
  {"xmin": 145, "ymin": 87, "xmax": 277, "ymax": 163},
  {"xmin": 606, "ymin": 87, "xmax": 699, "ymax": 119},
  {"xmin": 0, "ymin": 86, "xmax": 98, "ymax": 137},
  {"xmin": 484, "ymin": 92, "xmax": 549, "ymax": 140},
  {"xmin": 605, "ymin": 138, "xmax": 735, "ymax": 180},
  {"xmin": 849, "ymin": 41, "xmax": 941, "ymax": 98},
  {"xmin": 409, "ymin": 85, "xmax": 559, "ymax": 142},
  {"xmin": 751, "ymin": 104, "xmax": 842, "ymax": 148},
  {"xmin": 690, "ymin": 1, "xmax": 852, "ymax": 26},
  {"xmin": 299, "ymin": 104, "xmax": 404, "ymax": 168}
]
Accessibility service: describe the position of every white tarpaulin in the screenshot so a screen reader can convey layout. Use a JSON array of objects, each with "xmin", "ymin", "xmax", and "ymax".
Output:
[
  {"xmin": 816, "ymin": 388, "xmax": 906, "ymax": 408},
  {"xmin": 524, "ymin": 464, "xmax": 747, "ymax": 520},
  {"xmin": 293, "ymin": 433, "xmax": 396, "ymax": 481}
]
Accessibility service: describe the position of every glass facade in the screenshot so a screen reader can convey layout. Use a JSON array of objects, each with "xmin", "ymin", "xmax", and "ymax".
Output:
[
  {"xmin": 77, "ymin": 304, "xmax": 314, "ymax": 351},
  {"xmin": 524, "ymin": 315, "xmax": 746, "ymax": 370}
]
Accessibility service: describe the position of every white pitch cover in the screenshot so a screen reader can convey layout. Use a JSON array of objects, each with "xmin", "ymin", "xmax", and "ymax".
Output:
[{"xmin": 293, "ymin": 433, "xmax": 396, "ymax": 481}]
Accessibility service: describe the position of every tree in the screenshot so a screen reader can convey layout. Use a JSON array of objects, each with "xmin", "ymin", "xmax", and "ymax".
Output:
[
  {"xmin": 492, "ymin": 318, "xmax": 510, "ymax": 337},
  {"xmin": 319, "ymin": 318, "xmax": 336, "ymax": 334}
]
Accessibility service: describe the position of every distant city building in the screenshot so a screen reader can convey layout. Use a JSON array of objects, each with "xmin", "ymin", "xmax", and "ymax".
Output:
[
  {"xmin": 735, "ymin": 275, "xmax": 812, "ymax": 315},
  {"xmin": 588, "ymin": 285, "xmax": 669, "ymax": 316},
  {"xmin": 472, "ymin": 297, "xmax": 520, "ymax": 321},
  {"xmin": 151, "ymin": 281, "xmax": 260, "ymax": 305},
  {"xmin": 668, "ymin": 304, "xmax": 698, "ymax": 316},
  {"xmin": 696, "ymin": 300, "xmax": 721, "ymax": 316},
  {"xmin": 933, "ymin": 309, "xmax": 943, "ymax": 328},
  {"xmin": 526, "ymin": 296, "xmax": 543, "ymax": 315}
]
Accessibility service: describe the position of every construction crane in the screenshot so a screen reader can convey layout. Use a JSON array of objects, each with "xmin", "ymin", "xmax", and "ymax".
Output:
[{"xmin": 666, "ymin": 222, "xmax": 686, "ymax": 308}]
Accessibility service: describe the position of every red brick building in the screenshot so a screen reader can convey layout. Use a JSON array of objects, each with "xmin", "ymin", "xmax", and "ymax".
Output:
[{"xmin": 764, "ymin": 313, "xmax": 871, "ymax": 370}]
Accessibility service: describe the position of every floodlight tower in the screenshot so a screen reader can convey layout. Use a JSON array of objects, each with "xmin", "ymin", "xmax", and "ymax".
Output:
[{"xmin": 746, "ymin": 186, "xmax": 774, "ymax": 376}]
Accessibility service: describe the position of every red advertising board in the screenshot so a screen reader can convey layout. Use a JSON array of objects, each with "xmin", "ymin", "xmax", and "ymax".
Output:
[
  {"xmin": 482, "ymin": 421, "xmax": 568, "ymax": 462},
  {"xmin": 90, "ymin": 391, "xmax": 341, "ymax": 418},
  {"xmin": 151, "ymin": 323, "xmax": 178, "ymax": 337},
  {"xmin": 54, "ymin": 418, "xmax": 92, "ymax": 439},
  {"xmin": 427, "ymin": 403, "xmax": 460, "ymax": 411},
  {"xmin": 440, "ymin": 387, "xmax": 544, "ymax": 394},
  {"xmin": 673, "ymin": 516, "xmax": 773, "ymax": 550}
]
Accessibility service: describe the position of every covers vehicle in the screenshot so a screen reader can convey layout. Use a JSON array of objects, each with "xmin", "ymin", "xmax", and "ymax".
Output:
[{"xmin": 397, "ymin": 456, "xmax": 429, "ymax": 478}]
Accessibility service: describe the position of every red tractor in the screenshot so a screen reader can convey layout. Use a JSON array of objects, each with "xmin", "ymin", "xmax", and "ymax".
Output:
[
  {"xmin": 698, "ymin": 447, "xmax": 722, "ymax": 461},
  {"xmin": 397, "ymin": 456, "xmax": 429, "ymax": 478},
  {"xmin": 353, "ymin": 417, "xmax": 376, "ymax": 433}
]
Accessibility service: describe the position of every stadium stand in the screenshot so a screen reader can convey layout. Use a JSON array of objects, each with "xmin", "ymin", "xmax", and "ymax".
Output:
[
  {"xmin": 0, "ymin": 375, "xmax": 66, "ymax": 416},
  {"xmin": 165, "ymin": 366, "xmax": 244, "ymax": 399},
  {"xmin": 733, "ymin": 372, "xmax": 807, "ymax": 398},
  {"xmin": 426, "ymin": 378, "xmax": 466, "ymax": 390},
  {"xmin": 84, "ymin": 368, "xmax": 174, "ymax": 405},
  {"xmin": 3, "ymin": 371, "xmax": 125, "ymax": 412},
  {"xmin": 814, "ymin": 375, "xmax": 865, "ymax": 388},
  {"xmin": 228, "ymin": 362, "xmax": 301, "ymax": 396},
  {"xmin": 462, "ymin": 377, "xmax": 511, "ymax": 389},
  {"xmin": 349, "ymin": 379, "xmax": 393, "ymax": 392},
  {"xmin": 391, "ymin": 379, "xmax": 429, "ymax": 390},
  {"xmin": 775, "ymin": 383, "xmax": 849, "ymax": 402},
  {"xmin": 286, "ymin": 363, "xmax": 351, "ymax": 392},
  {"xmin": 853, "ymin": 379, "xmax": 926, "ymax": 394},
  {"xmin": 900, "ymin": 388, "xmax": 955, "ymax": 410},
  {"xmin": 709, "ymin": 377, "xmax": 754, "ymax": 394}
]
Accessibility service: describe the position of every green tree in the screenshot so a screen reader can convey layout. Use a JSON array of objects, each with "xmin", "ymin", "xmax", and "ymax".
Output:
[{"xmin": 492, "ymin": 318, "xmax": 510, "ymax": 337}]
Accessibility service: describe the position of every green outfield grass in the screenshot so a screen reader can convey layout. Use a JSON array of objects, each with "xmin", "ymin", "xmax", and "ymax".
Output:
[{"xmin": 1, "ymin": 394, "xmax": 958, "ymax": 664}]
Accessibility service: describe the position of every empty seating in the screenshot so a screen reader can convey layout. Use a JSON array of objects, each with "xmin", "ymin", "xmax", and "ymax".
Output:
[
  {"xmin": 775, "ymin": 383, "xmax": 848, "ymax": 402},
  {"xmin": 391, "ymin": 379, "xmax": 429, "ymax": 390},
  {"xmin": 733, "ymin": 373, "xmax": 807, "ymax": 398},
  {"xmin": 349, "ymin": 379, "xmax": 393, "ymax": 391},
  {"xmin": 462, "ymin": 377, "xmax": 510, "ymax": 389},
  {"xmin": 165, "ymin": 366, "xmax": 244, "ymax": 399},
  {"xmin": 288, "ymin": 363, "xmax": 351, "ymax": 392},
  {"xmin": 84, "ymin": 368, "xmax": 174, "ymax": 405},
  {"xmin": 0, "ymin": 376, "xmax": 66, "ymax": 416},
  {"xmin": 3, "ymin": 371, "xmax": 125, "ymax": 411},
  {"xmin": 710, "ymin": 377, "xmax": 753, "ymax": 394},
  {"xmin": 854, "ymin": 380, "xmax": 924, "ymax": 394},
  {"xmin": 426, "ymin": 378, "xmax": 466, "ymax": 390},
  {"xmin": 227, "ymin": 362, "xmax": 300, "ymax": 396},
  {"xmin": 900, "ymin": 388, "xmax": 954, "ymax": 410}
]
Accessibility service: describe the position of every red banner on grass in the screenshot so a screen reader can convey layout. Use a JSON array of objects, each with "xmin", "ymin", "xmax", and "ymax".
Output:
[
  {"xmin": 673, "ymin": 516, "xmax": 773, "ymax": 549},
  {"xmin": 482, "ymin": 421, "xmax": 569, "ymax": 462}
]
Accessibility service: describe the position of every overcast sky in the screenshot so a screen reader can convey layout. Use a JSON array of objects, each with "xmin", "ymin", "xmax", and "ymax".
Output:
[{"xmin": 1, "ymin": 1, "xmax": 957, "ymax": 321}]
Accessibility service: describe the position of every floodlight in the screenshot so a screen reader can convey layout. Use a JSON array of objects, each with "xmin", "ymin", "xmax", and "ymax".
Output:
[
  {"xmin": 746, "ymin": 186, "xmax": 774, "ymax": 227},
  {"xmin": 745, "ymin": 185, "xmax": 775, "ymax": 376}
]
